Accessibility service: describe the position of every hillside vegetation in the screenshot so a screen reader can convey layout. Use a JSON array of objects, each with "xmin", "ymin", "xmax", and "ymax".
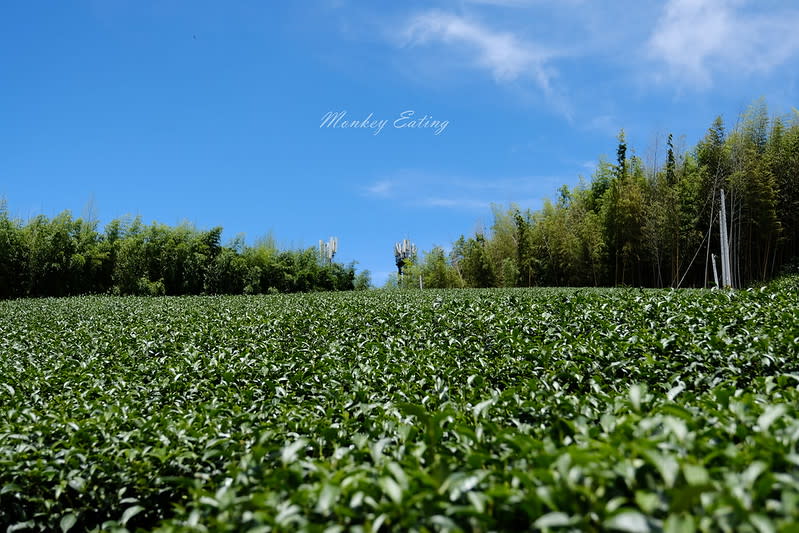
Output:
[
  {"xmin": 403, "ymin": 101, "xmax": 799, "ymax": 290},
  {"xmin": 0, "ymin": 211, "xmax": 365, "ymax": 299},
  {"xmin": 4, "ymin": 101, "xmax": 799, "ymax": 298}
]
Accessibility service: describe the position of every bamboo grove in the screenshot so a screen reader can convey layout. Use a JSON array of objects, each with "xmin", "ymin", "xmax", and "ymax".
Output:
[
  {"xmin": 0, "ymin": 213, "xmax": 368, "ymax": 299},
  {"xmin": 399, "ymin": 101, "xmax": 799, "ymax": 290}
]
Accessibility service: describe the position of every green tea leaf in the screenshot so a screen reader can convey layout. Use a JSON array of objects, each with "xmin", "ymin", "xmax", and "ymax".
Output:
[
  {"xmin": 604, "ymin": 510, "xmax": 650, "ymax": 533},
  {"xmin": 534, "ymin": 512, "xmax": 573, "ymax": 528},
  {"xmin": 60, "ymin": 513, "xmax": 77, "ymax": 533},
  {"xmin": 121, "ymin": 505, "xmax": 144, "ymax": 526}
]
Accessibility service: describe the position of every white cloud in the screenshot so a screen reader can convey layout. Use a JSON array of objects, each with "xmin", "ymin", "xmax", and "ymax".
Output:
[
  {"xmin": 461, "ymin": 0, "xmax": 585, "ymax": 6},
  {"xmin": 363, "ymin": 172, "xmax": 559, "ymax": 211},
  {"xmin": 460, "ymin": 0, "xmax": 540, "ymax": 7},
  {"xmin": 584, "ymin": 114, "xmax": 619, "ymax": 136},
  {"xmin": 400, "ymin": 10, "xmax": 556, "ymax": 90},
  {"xmin": 420, "ymin": 197, "xmax": 491, "ymax": 210},
  {"xmin": 365, "ymin": 180, "xmax": 394, "ymax": 197},
  {"xmin": 647, "ymin": 0, "xmax": 799, "ymax": 87}
]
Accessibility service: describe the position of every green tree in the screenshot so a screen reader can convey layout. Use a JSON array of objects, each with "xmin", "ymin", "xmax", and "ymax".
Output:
[
  {"xmin": 514, "ymin": 209, "xmax": 535, "ymax": 286},
  {"xmin": 0, "ymin": 202, "xmax": 27, "ymax": 298},
  {"xmin": 452, "ymin": 235, "xmax": 495, "ymax": 288},
  {"xmin": 485, "ymin": 204, "xmax": 518, "ymax": 285},
  {"xmin": 418, "ymin": 246, "xmax": 462, "ymax": 289},
  {"xmin": 353, "ymin": 269, "xmax": 372, "ymax": 290}
]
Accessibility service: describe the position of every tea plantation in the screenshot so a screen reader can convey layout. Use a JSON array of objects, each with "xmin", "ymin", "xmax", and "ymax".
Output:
[{"xmin": 2, "ymin": 279, "xmax": 799, "ymax": 531}]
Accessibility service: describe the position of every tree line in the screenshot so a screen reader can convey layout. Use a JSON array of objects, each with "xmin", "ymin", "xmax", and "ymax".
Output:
[
  {"xmin": 4, "ymin": 100, "xmax": 797, "ymax": 297},
  {"xmin": 0, "ymin": 210, "xmax": 370, "ymax": 299},
  {"xmin": 395, "ymin": 100, "xmax": 799, "ymax": 289}
]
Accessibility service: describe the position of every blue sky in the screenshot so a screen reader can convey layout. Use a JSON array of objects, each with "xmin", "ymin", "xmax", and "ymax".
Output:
[{"xmin": 2, "ymin": 1, "xmax": 799, "ymax": 286}]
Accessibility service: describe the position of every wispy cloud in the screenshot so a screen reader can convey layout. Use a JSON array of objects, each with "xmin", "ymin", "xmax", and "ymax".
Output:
[
  {"xmin": 461, "ymin": 0, "xmax": 584, "ymax": 6},
  {"xmin": 400, "ymin": 10, "xmax": 557, "ymax": 92},
  {"xmin": 363, "ymin": 171, "xmax": 560, "ymax": 211},
  {"xmin": 647, "ymin": 0, "xmax": 799, "ymax": 88},
  {"xmin": 365, "ymin": 180, "xmax": 394, "ymax": 197},
  {"xmin": 584, "ymin": 114, "xmax": 619, "ymax": 136},
  {"xmin": 460, "ymin": 0, "xmax": 540, "ymax": 7},
  {"xmin": 419, "ymin": 197, "xmax": 492, "ymax": 210}
]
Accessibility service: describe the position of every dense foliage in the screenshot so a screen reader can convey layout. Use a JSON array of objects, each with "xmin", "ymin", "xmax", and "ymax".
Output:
[
  {"xmin": 0, "ymin": 209, "xmax": 364, "ymax": 298},
  {"xmin": 2, "ymin": 279, "xmax": 799, "ymax": 531},
  {"xmin": 403, "ymin": 101, "xmax": 799, "ymax": 290}
]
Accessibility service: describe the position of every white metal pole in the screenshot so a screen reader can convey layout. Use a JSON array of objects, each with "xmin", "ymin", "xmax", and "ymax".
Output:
[{"xmin": 719, "ymin": 189, "xmax": 732, "ymax": 288}]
